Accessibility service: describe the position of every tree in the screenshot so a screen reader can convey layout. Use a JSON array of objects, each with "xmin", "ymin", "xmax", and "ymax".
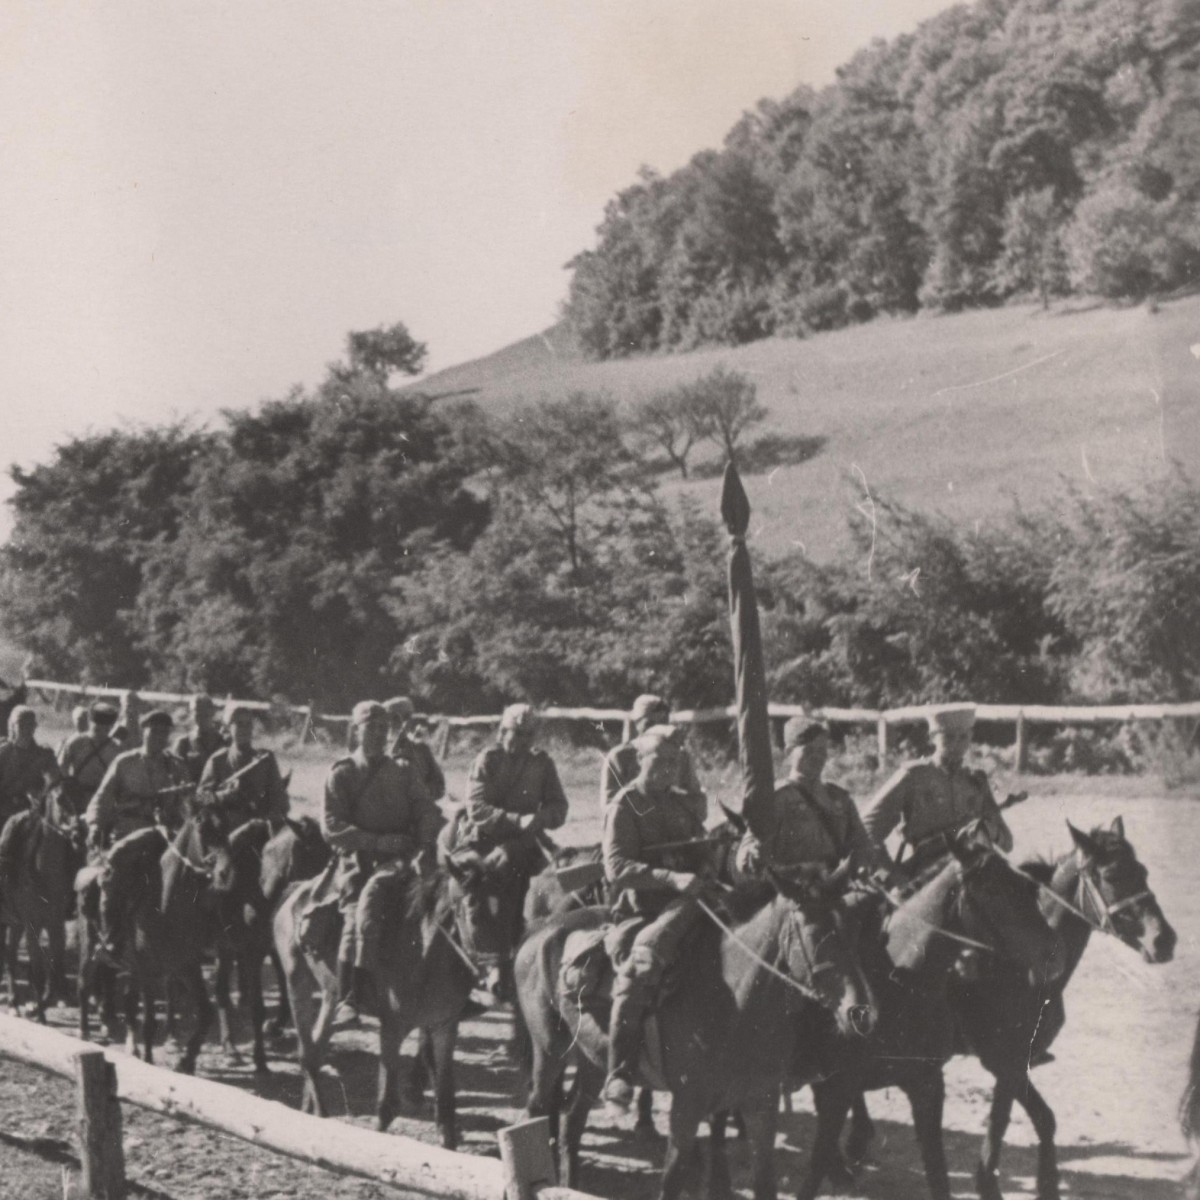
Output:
[
  {"xmin": 680, "ymin": 366, "xmax": 767, "ymax": 463},
  {"xmin": 629, "ymin": 387, "xmax": 706, "ymax": 478},
  {"xmin": 330, "ymin": 322, "xmax": 427, "ymax": 383},
  {"xmin": 993, "ymin": 188, "xmax": 1070, "ymax": 306}
]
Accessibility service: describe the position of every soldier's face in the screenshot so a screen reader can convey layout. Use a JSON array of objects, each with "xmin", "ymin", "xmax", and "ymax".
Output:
[
  {"xmin": 933, "ymin": 727, "xmax": 971, "ymax": 767},
  {"xmin": 143, "ymin": 724, "xmax": 171, "ymax": 755},
  {"xmin": 501, "ymin": 727, "xmax": 534, "ymax": 755},
  {"xmin": 359, "ymin": 718, "xmax": 389, "ymax": 758},
  {"xmin": 794, "ymin": 732, "xmax": 829, "ymax": 778},
  {"xmin": 13, "ymin": 714, "xmax": 35, "ymax": 745},
  {"xmin": 231, "ymin": 715, "xmax": 254, "ymax": 749},
  {"xmin": 638, "ymin": 747, "xmax": 679, "ymax": 793}
]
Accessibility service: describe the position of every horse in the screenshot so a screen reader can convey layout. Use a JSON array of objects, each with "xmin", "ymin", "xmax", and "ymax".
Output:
[
  {"xmin": 941, "ymin": 817, "xmax": 1174, "ymax": 1200},
  {"xmin": 77, "ymin": 809, "xmax": 238, "ymax": 1072},
  {"xmin": 0, "ymin": 782, "xmax": 85, "ymax": 1020},
  {"xmin": 273, "ymin": 849, "xmax": 509, "ymax": 1148},
  {"xmin": 516, "ymin": 859, "xmax": 878, "ymax": 1199},
  {"xmin": 1181, "ymin": 1007, "xmax": 1200, "ymax": 1200},
  {"xmin": 777, "ymin": 824, "xmax": 1067, "ymax": 1200}
]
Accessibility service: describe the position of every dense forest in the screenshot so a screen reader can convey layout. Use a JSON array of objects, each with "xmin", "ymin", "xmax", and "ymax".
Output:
[{"xmin": 565, "ymin": 0, "xmax": 1200, "ymax": 357}]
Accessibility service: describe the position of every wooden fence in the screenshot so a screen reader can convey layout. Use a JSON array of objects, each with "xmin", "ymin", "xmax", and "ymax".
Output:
[
  {"xmin": 0, "ymin": 1012, "xmax": 596, "ymax": 1200},
  {"xmin": 27, "ymin": 678, "xmax": 1200, "ymax": 770}
]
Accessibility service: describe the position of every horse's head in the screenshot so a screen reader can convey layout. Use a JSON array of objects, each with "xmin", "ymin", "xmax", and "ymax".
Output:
[
  {"xmin": 443, "ymin": 849, "xmax": 511, "ymax": 960},
  {"xmin": 1068, "ymin": 817, "xmax": 1176, "ymax": 964},
  {"xmin": 773, "ymin": 859, "xmax": 877, "ymax": 1039},
  {"xmin": 949, "ymin": 822, "xmax": 1066, "ymax": 989},
  {"xmin": 181, "ymin": 807, "xmax": 238, "ymax": 895}
]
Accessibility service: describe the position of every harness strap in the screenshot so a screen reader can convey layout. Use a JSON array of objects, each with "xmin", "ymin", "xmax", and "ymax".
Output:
[
  {"xmin": 866, "ymin": 882, "xmax": 997, "ymax": 954},
  {"xmin": 436, "ymin": 923, "xmax": 482, "ymax": 976}
]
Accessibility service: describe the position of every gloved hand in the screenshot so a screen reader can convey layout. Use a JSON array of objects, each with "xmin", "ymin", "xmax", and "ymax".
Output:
[
  {"xmin": 671, "ymin": 872, "xmax": 706, "ymax": 897},
  {"xmin": 518, "ymin": 812, "xmax": 544, "ymax": 835}
]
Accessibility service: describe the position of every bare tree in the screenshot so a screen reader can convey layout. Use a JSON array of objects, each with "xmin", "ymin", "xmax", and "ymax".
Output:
[
  {"xmin": 683, "ymin": 365, "xmax": 766, "ymax": 462},
  {"xmin": 630, "ymin": 387, "xmax": 707, "ymax": 478}
]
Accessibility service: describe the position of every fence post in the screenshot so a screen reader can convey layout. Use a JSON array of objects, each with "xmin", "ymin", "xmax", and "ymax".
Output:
[
  {"xmin": 1014, "ymin": 711, "xmax": 1028, "ymax": 774},
  {"xmin": 498, "ymin": 1116, "xmax": 556, "ymax": 1200},
  {"xmin": 76, "ymin": 1049, "xmax": 125, "ymax": 1199},
  {"xmin": 876, "ymin": 715, "xmax": 888, "ymax": 767}
]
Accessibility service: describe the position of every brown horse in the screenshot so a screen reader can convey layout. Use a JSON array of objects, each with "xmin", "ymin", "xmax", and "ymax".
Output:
[
  {"xmin": 78, "ymin": 810, "xmax": 238, "ymax": 1072},
  {"xmin": 0, "ymin": 783, "xmax": 84, "ymax": 1020},
  {"xmin": 516, "ymin": 860, "xmax": 877, "ymax": 1200},
  {"xmin": 948, "ymin": 817, "xmax": 1174, "ymax": 1200},
  {"xmin": 273, "ymin": 850, "xmax": 509, "ymax": 1148},
  {"xmin": 781, "ymin": 825, "xmax": 1066, "ymax": 1200}
]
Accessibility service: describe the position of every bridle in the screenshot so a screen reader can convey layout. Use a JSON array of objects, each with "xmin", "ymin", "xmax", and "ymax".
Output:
[{"xmin": 1038, "ymin": 853, "xmax": 1157, "ymax": 943}]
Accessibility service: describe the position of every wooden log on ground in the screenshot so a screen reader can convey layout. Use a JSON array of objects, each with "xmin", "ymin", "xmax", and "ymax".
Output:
[
  {"xmin": 0, "ymin": 1013, "xmax": 506, "ymax": 1200},
  {"xmin": 76, "ymin": 1049, "xmax": 125, "ymax": 1199}
]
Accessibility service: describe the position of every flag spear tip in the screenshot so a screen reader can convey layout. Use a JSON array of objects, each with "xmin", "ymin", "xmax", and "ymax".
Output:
[{"xmin": 720, "ymin": 461, "xmax": 751, "ymax": 537}]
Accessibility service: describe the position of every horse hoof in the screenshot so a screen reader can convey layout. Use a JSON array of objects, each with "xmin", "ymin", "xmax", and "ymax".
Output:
[
  {"xmin": 254, "ymin": 1057, "xmax": 271, "ymax": 1076},
  {"xmin": 826, "ymin": 1160, "xmax": 856, "ymax": 1190},
  {"xmin": 633, "ymin": 1118, "xmax": 662, "ymax": 1143},
  {"xmin": 173, "ymin": 1058, "xmax": 196, "ymax": 1076}
]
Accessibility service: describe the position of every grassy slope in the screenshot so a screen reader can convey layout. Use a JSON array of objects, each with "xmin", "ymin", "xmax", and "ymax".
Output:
[{"xmin": 415, "ymin": 297, "xmax": 1200, "ymax": 560}]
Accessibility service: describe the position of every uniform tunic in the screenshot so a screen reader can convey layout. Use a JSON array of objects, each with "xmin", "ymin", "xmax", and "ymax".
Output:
[
  {"xmin": 736, "ymin": 776, "xmax": 880, "ymax": 877},
  {"xmin": 603, "ymin": 783, "xmax": 709, "ymax": 919},
  {"xmin": 0, "ymin": 740, "xmax": 60, "ymax": 820},
  {"xmin": 85, "ymin": 749, "xmax": 191, "ymax": 842},
  {"xmin": 174, "ymin": 727, "xmax": 228, "ymax": 784},
  {"xmin": 861, "ymin": 759, "xmax": 1012, "ymax": 869},
  {"xmin": 390, "ymin": 734, "xmax": 446, "ymax": 800},
  {"xmin": 58, "ymin": 733, "xmax": 120, "ymax": 802},
  {"xmin": 199, "ymin": 745, "xmax": 290, "ymax": 827},
  {"xmin": 465, "ymin": 746, "xmax": 568, "ymax": 848},
  {"xmin": 600, "ymin": 740, "xmax": 706, "ymax": 820}
]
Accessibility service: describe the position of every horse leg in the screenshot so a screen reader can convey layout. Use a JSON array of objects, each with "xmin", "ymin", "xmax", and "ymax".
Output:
[
  {"xmin": 707, "ymin": 1110, "xmax": 733, "ymax": 1200},
  {"xmin": 741, "ymin": 1090, "xmax": 781, "ymax": 1200},
  {"xmin": 213, "ymin": 947, "xmax": 242, "ymax": 1065},
  {"xmin": 176, "ymin": 963, "xmax": 212, "ymax": 1075},
  {"xmin": 264, "ymin": 944, "xmax": 292, "ymax": 1036},
  {"xmin": 634, "ymin": 1086, "xmax": 659, "ymax": 1140},
  {"xmin": 1014, "ymin": 1074, "xmax": 1059, "ymax": 1200},
  {"xmin": 3, "ymin": 924, "xmax": 22, "ymax": 1012},
  {"xmin": 799, "ymin": 1077, "xmax": 854, "ymax": 1200},
  {"xmin": 661, "ymin": 1093, "xmax": 705, "ymax": 1200},
  {"xmin": 45, "ymin": 913, "xmax": 68, "ymax": 1007},
  {"xmin": 240, "ymin": 947, "xmax": 270, "ymax": 1075},
  {"xmin": 559, "ymin": 1056, "xmax": 603, "ymax": 1191},
  {"xmin": 24, "ymin": 923, "xmax": 47, "ymax": 1022},
  {"xmin": 376, "ymin": 1009, "xmax": 415, "ymax": 1132},
  {"xmin": 289, "ymin": 951, "xmax": 335, "ymax": 1118},
  {"xmin": 845, "ymin": 1089, "xmax": 875, "ymax": 1167},
  {"xmin": 976, "ymin": 1074, "xmax": 1016, "ymax": 1200},
  {"xmin": 525, "ymin": 1035, "xmax": 568, "ymax": 1178},
  {"xmin": 428, "ymin": 1021, "xmax": 460, "ymax": 1150},
  {"xmin": 906, "ymin": 1066, "xmax": 951, "ymax": 1200}
]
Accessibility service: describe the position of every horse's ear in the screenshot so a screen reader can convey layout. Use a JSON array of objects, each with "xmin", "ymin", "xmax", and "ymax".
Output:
[
  {"xmin": 281, "ymin": 771, "xmax": 292, "ymax": 789},
  {"xmin": 1109, "ymin": 815, "xmax": 1125, "ymax": 840},
  {"xmin": 1067, "ymin": 821, "xmax": 1099, "ymax": 860},
  {"xmin": 719, "ymin": 802, "xmax": 746, "ymax": 836}
]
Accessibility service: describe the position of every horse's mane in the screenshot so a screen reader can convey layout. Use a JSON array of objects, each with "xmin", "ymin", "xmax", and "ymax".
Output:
[
  {"xmin": 228, "ymin": 818, "xmax": 271, "ymax": 856},
  {"xmin": 1019, "ymin": 858, "xmax": 1056, "ymax": 886}
]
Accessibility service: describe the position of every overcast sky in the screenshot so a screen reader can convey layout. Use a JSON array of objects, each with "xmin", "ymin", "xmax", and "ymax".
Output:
[{"xmin": 1, "ymin": 0, "xmax": 953, "ymax": 516}]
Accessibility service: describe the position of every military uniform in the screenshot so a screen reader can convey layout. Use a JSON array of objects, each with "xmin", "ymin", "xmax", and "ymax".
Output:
[
  {"xmin": 465, "ymin": 744, "xmax": 568, "ymax": 848},
  {"xmin": 390, "ymin": 733, "xmax": 446, "ymax": 800},
  {"xmin": 322, "ymin": 748, "xmax": 443, "ymax": 970},
  {"xmin": 736, "ymin": 776, "xmax": 880, "ymax": 878},
  {"xmin": 0, "ymin": 740, "xmax": 60, "ymax": 826},
  {"xmin": 199, "ymin": 745, "xmax": 289, "ymax": 829},
  {"xmin": 85, "ymin": 747, "xmax": 191, "ymax": 846},
  {"xmin": 174, "ymin": 726, "xmax": 228, "ymax": 784},
  {"xmin": 861, "ymin": 758, "xmax": 1012, "ymax": 875},
  {"xmin": 58, "ymin": 732, "xmax": 120, "ymax": 808},
  {"xmin": 601, "ymin": 739, "xmax": 706, "ymax": 819}
]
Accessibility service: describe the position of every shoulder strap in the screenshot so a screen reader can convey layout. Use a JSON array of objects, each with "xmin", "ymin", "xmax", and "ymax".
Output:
[
  {"xmin": 70, "ymin": 737, "xmax": 110, "ymax": 779},
  {"xmin": 793, "ymin": 779, "xmax": 849, "ymax": 857}
]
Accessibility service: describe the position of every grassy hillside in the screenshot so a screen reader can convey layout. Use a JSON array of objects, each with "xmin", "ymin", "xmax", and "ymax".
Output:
[{"xmin": 414, "ymin": 297, "xmax": 1200, "ymax": 560}]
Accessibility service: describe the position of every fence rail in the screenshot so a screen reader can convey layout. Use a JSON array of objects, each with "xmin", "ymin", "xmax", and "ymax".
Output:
[{"xmin": 0, "ymin": 1012, "xmax": 596, "ymax": 1200}]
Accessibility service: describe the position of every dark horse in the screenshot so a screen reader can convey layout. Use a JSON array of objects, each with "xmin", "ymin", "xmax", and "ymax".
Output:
[
  {"xmin": 78, "ymin": 810, "xmax": 238, "ymax": 1072},
  {"xmin": 516, "ymin": 860, "xmax": 878, "ymax": 1200},
  {"xmin": 0, "ymin": 782, "xmax": 85, "ymax": 1020},
  {"xmin": 780, "ymin": 824, "xmax": 1066, "ymax": 1200},
  {"xmin": 274, "ymin": 850, "xmax": 509, "ymax": 1148}
]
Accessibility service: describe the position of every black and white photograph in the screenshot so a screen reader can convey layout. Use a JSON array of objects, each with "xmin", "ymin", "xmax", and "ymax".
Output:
[{"xmin": 1, "ymin": 2, "xmax": 1197, "ymax": 1197}]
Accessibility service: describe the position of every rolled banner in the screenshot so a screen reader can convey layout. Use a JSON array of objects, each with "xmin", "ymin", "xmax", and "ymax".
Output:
[{"xmin": 721, "ymin": 463, "xmax": 775, "ymax": 838}]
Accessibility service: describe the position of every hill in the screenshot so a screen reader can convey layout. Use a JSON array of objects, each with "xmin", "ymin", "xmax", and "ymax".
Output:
[{"xmin": 414, "ymin": 296, "xmax": 1200, "ymax": 560}]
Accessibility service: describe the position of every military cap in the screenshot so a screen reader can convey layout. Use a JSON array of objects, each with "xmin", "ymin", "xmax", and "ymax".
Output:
[
  {"xmin": 224, "ymin": 701, "xmax": 254, "ymax": 724},
  {"xmin": 141, "ymin": 709, "xmax": 175, "ymax": 730},
  {"xmin": 630, "ymin": 693, "xmax": 669, "ymax": 722},
  {"xmin": 189, "ymin": 693, "xmax": 215, "ymax": 714},
  {"xmin": 8, "ymin": 704, "xmax": 36, "ymax": 729},
  {"xmin": 633, "ymin": 723, "xmax": 683, "ymax": 761},
  {"xmin": 89, "ymin": 701, "xmax": 119, "ymax": 725},
  {"xmin": 351, "ymin": 700, "xmax": 388, "ymax": 726},
  {"xmin": 500, "ymin": 703, "xmax": 537, "ymax": 732},
  {"xmin": 927, "ymin": 704, "xmax": 976, "ymax": 734},
  {"xmin": 383, "ymin": 696, "xmax": 416, "ymax": 719},
  {"xmin": 783, "ymin": 715, "xmax": 829, "ymax": 749}
]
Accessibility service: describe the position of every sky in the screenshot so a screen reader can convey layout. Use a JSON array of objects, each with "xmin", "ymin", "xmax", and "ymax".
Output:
[{"xmin": 0, "ymin": 0, "xmax": 955, "ymax": 520}]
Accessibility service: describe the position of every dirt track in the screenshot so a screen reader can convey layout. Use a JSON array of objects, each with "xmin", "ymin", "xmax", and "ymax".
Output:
[{"xmin": 1, "ymin": 771, "xmax": 1195, "ymax": 1199}]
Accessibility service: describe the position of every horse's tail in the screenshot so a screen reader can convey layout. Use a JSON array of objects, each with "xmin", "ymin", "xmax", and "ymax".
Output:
[
  {"xmin": 509, "ymin": 964, "xmax": 534, "ymax": 1107},
  {"xmin": 1181, "ymin": 1008, "xmax": 1200, "ymax": 1142}
]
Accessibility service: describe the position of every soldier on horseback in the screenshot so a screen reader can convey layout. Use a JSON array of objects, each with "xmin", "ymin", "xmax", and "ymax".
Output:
[
  {"xmin": 199, "ymin": 703, "xmax": 290, "ymax": 831},
  {"xmin": 323, "ymin": 700, "xmax": 444, "ymax": 1020},
  {"xmin": 85, "ymin": 709, "xmax": 193, "ymax": 965},
  {"xmin": 600, "ymin": 693, "xmax": 706, "ymax": 818},
  {"xmin": 0, "ymin": 707, "xmax": 60, "ymax": 831},
  {"xmin": 174, "ymin": 694, "xmax": 229, "ymax": 784},
  {"xmin": 601, "ymin": 724, "xmax": 713, "ymax": 1113},
  {"xmin": 57, "ymin": 701, "xmax": 120, "ymax": 810},
  {"xmin": 862, "ymin": 705, "xmax": 1015, "ymax": 880},
  {"xmin": 460, "ymin": 704, "xmax": 568, "ymax": 996},
  {"xmin": 735, "ymin": 716, "xmax": 883, "ymax": 880},
  {"xmin": 384, "ymin": 696, "xmax": 445, "ymax": 800}
]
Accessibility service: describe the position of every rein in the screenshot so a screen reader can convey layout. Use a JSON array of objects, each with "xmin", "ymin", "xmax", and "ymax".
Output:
[
  {"xmin": 1035, "ymin": 861, "xmax": 1154, "ymax": 945},
  {"xmin": 159, "ymin": 826, "xmax": 217, "ymax": 880},
  {"xmin": 866, "ymin": 881, "xmax": 997, "ymax": 955}
]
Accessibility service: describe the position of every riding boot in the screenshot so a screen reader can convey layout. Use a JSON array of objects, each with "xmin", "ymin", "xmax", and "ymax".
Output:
[
  {"xmin": 333, "ymin": 959, "xmax": 360, "ymax": 1027},
  {"xmin": 603, "ymin": 987, "xmax": 649, "ymax": 1113}
]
